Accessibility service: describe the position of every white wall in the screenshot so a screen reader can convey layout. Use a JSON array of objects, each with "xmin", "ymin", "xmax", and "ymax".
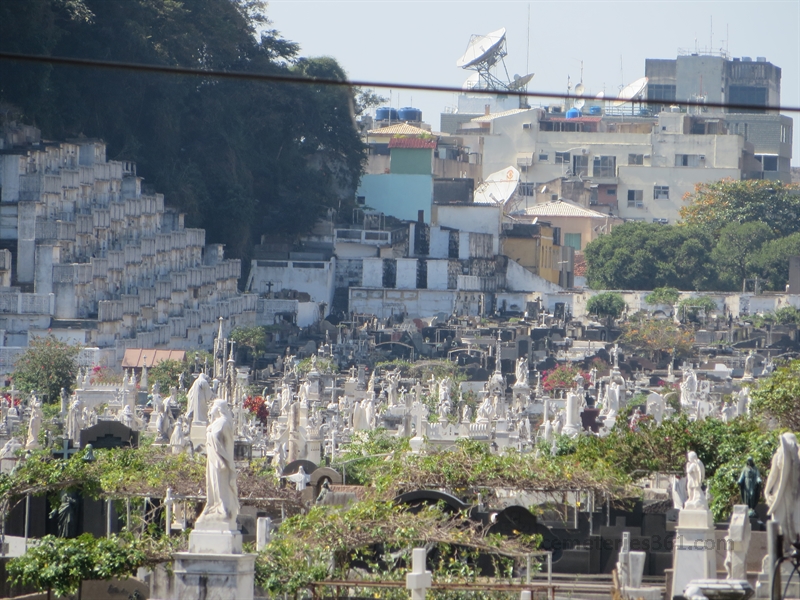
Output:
[
  {"xmin": 247, "ymin": 258, "xmax": 335, "ymax": 316},
  {"xmin": 357, "ymin": 174, "xmax": 433, "ymax": 222},
  {"xmin": 362, "ymin": 258, "xmax": 383, "ymax": 287},
  {"xmin": 350, "ymin": 288, "xmax": 457, "ymax": 319},
  {"xmin": 396, "ymin": 258, "xmax": 417, "ymax": 289},
  {"xmin": 505, "ymin": 259, "xmax": 563, "ymax": 293},
  {"xmin": 427, "ymin": 260, "xmax": 449, "ymax": 290}
]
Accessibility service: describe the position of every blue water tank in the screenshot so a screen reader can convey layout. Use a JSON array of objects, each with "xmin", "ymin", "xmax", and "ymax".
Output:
[
  {"xmin": 398, "ymin": 107, "xmax": 422, "ymax": 122},
  {"xmin": 589, "ymin": 105, "xmax": 602, "ymax": 115},
  {"xmin": 566, "ymin": 108, "xmax": 582, "ymax": 119},
  {"xmin": 376, "ymin": 107, "xmax": 399, "ymax": 121}
]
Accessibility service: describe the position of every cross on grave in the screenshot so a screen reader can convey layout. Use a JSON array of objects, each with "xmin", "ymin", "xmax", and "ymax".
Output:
[
  {"xmin": 52, "ymin": 437, "xmax": 80, "ymax": 460},
  {"xmin": 406, "ymin": 548, "xmax": 432, "ymax": 600}
]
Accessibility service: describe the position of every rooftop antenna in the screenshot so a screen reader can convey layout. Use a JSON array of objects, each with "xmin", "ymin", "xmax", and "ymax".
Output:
[
  {"xmin": 710, "ymin": 16, "xmax": 713, "ymax": 53},
  {"xmin": 526, "ymin": 3, "xmax": 531, "ymax": 75},
  {"xmin": 457, "ymin": 27, "xmax": 533, "ymax": 95}
]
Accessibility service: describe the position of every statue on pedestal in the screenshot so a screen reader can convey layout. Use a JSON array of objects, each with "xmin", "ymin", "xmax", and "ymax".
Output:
[
  {"xmin": 197, "ymin": 399, "xmax": 239, "ymax": 528},
  {"xmin": 737, "ymin": 456, "xmax": 762, "ymax": 517},
  {"xmin": 685, "ymin": 451, "xmax": 708, "ymax": 510},
  {"xmin": 186, "ymin": 373, "xmax": 213, "ymax": 424}
]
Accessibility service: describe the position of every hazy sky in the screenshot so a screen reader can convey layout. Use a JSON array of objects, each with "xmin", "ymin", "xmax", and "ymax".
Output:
[{"xmin": 268, "ymin": 0, "xmax": 800, "ymax": 166}]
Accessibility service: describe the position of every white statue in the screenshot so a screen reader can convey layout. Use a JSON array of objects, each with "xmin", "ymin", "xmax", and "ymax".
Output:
[
  {"xmin": 118, "ymin": 404, "xmax": 138, "ymax": 430},
  {"xmin": 196, "ymin": 399, "xmax": 239, "ymax": 528},
  {"xmin": 66, "ymin": 396, "xmax": 84, "ymax": 442},
  {"xmin": 736, "ymin": 387, "xmax": 751, "ymax": 417},
  {"xmin": 680, "ymin": 369, "xmax": 698, "ymax": 405},
  {"xmin": 25, "ymin": 398, "xmax": 43, "ymax": 450},
  {"xmin": 186, "ymin": 373, "xmax": 214, "ymax": 424},
  {"xmin": 461, "ymin": 404, "xmax": 472, "ymax": 423},
  {"xmin": 477, "ymin": 396, "xmax": 494, "ymax": 422},
  {"xmin": 685, "ymin": 451, "xmax": 708, "ymax": 510},
  {"xmin": 438, "ymin": 377, "xmax": 452, "ymax": 404},
  {"xmin": 0, "ymin": 437, "xmax": 22, "ymax": 460},
  {"xmin": 170, "ymin": 416, "xmax": 187, "ymax": 454},
  {"xmin": 285, "ymin": 466, "xmax": 310, "ymax": 491},
  {"xmin": 515, "ymin": 356, "xmax": 529, "ymax": 387},
  {"xmin": 765, "ymin": 432, "xmax": 800, "ymax": 547},
  {"xmin": 743, "ymin": 350, "xmax": 755, "ymax": 379}
]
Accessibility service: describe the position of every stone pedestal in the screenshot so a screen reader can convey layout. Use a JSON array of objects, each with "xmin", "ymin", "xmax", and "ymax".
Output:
[
  {"xmin": 167, "ymin": 529, "xmax": 255, "ymax": 600},
  {"xmin": 172, "ymin": 552, "xmax": 255, "ymax": 600},
  {"xmin": 190, "ymin": 423, "xmax": 207, "ymax": 449},
  {"xmin": 672, "ymin": 509, "xmax": 717, "ymax": 599}
]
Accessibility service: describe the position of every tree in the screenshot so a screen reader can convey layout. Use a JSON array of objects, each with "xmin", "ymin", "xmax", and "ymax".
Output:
[
  {"xmin": 230, "ymin": 326, "xmax": 268, "ymax": 367},
  {"xmin": 619, "ymin": 318, "xmax": 694, "ymax": 362},
  {"xmin": 586, "ymin": 292, "xmax": 626, "ymax": 320},
  {"xmin": 644, "ymin": 287, "xmax": 680, "ymax": 307},
  {"xmin": 676, "ymin": 296, "xmax": 718, "ymax": 324},
  {"xmin": 0, "ymin": 0, "xmax": 365, "ymax": 272},
  {"xmin": 710, "ymin": 221, "xmax": 772, "ymax": 290},
  {"xmin": 752, "ymin": 232, "xmax": 800, "ymax": 291},
  {"xmin": 12, "ymin": 335, "xmax": 81, "ymax": 402},
  {"xmin": 680, "ymin": 179, "xmax": 800, "ymax": 238},
  {"xmin": 750, "ymin": 359, "xmax": 800, "ymax": 431},
  {"xmin": 148, "ymin": 359, "xmax": 186, "ymax": 392},
  {"xmin": 584, "ymin": 222, "xmax": 714, "ymax": 290}
]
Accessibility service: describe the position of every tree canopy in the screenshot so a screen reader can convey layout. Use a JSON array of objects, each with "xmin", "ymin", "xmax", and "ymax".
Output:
[
  {"xmin": 0, "ymin": 0, "xmax": 365, "ymax": 272},
  {"xmin": 680, "ymin": 179, "xmax": 800, "ymax": 238},
  {"xmin": 12, "ymin": 335, "xmax": 81, "ymax": 402},
  {"xmin": 586, "ymin": 292, "xmax": 626, "ymax": 319},
  {"xmin": 584, "ymin": 222, "xmax": 714, "ymax": 291}
]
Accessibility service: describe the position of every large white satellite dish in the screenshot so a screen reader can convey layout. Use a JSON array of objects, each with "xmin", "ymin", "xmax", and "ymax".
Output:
[
  {"xmin": 595, "ymin": 91, "xmax": 605, "ymax": 99},
  {"xmin": 574, "ymin": 98, "xmax": 586, "ymax": 109},
  {"xmin": 575, "ymin": 83, "xmax": 585, "ymax": 96},
  {"xmin": 508, "ymin": 72, "xmax": 535, "ymax": 90},
  {"xmin": 612, "ymin": 76, "xmax": 649, "ymax": 107},
  {"xmin": 474, "ymin": 166, "xmax": 520, "ymax": 206},
  {"xmin": 457, "ymin": 28, "xmax": 507, "ymax": 69}
]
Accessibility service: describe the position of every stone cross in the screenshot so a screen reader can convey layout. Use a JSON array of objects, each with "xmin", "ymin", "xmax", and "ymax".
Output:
[
  {"xmin": 52, "ymin": 437, "xmax": 80, "ymax": 461},
  {"xmin": 406, "ymin": 548, "xmax": 432, "ymax": 600}
]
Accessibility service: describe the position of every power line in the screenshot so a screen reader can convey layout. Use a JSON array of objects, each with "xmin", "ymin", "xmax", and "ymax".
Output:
[{"xmin": 1, "ymin": 51, "xmax": 799, "ymax": 114}]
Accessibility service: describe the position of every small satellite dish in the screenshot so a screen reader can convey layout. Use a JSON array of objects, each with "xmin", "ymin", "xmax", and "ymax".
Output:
[
  {"xmin": 595, "ymin": 91, "xmax": 605, "ymax": 99},
  {"xmin": 474, "ymin": 166, "xmax": 520, "ymax": 206},
  {"xmin": 462, "ymin": 72, "xmax": 481, "ymax": 91},
  {"xmin": 574, "ymin": 98, "xmax": 586, "ymax": 109},
  {"xmin": 613, "ymin": 76, "xmax": 649, "ymax": 107},
  {"xmin": 457, "ymin": 28, "xmax": 507, "ymax": 69},
  {"xmin": 508, "ymin": 73, "xmax": 534, "ymax": 90},
  {"xmin": 575, "ymin": 83, "xmax": 585, "ymax": 97}
]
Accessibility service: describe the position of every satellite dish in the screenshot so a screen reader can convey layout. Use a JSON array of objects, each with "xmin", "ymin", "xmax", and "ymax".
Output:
[
  {"xmin": 508, "ymin": 73, "xmax": 534, "ymax": 90},
  {"xmin": 462, "ymin": 72, "xmax": 481, "ymax": 90},
  {"xmin": 574, "ymin": 98, "xmax": 586, "ymax": 109},
  {"xmin": 595, "ymin": 91, "xmax": 605, "ymax": 99},
  {"xmin": 613, "ymin": 76, "xmax": 649, "ymax": 107},
  {"xmin": 474, "ymin": 166, "xmax": 520, "ymax": 206},
  {"xmin": 457, "ymin": 28, "xmax": 507, "ymax": 69},
  {"xmin": 575, "ymin": 83, "xmax": 585, "ymax": 97}
]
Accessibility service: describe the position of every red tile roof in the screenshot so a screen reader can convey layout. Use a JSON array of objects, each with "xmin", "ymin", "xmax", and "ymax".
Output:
[{"xmin": 388, "ymin": 137, "xmax": 437, "ymax": 149}]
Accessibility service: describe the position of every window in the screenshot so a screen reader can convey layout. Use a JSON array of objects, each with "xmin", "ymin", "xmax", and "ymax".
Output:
[
  {"xmin": 628, "ymin": 154, "xmax": 644, "ymax": 165},
  {"xmin": 572, "ymin": 155, "xmax": 589, "ymax": 177},
  {"xmin": 627, "ymin": 190, "xmax": 643, "ymax": 208},
  {"xmin": 563, "ymin": 233, "xmax": 582, "ymax": 251},
  {"xmin": 606, "ymin": 187, "xmax": 617, "ymax": 196},
  {"xmin": 593, "ymin": 155, "xmax": 616, "ymax": 178},
  {"xmin": 538, "ymin": 154, "xmax": 549, "ymax": 162},
  {"xmin": 555, "ymin": 151, "xmax": 570, "ymax": 164},
  {"xmin": 654, "ymin": 186, "xmax": 669, "ymax": 200},
  {"xmin": 648, "ymin": 84, "xmax": 676, "ymax": 102},
  {"xmin": 756, "ymin": 155, "xmax": 779, "ymax": 171},
  {"xmin": 675, "ymin": 154, "xmax": 702, "ymax": 167},
  {"xmin": 356, "ymin": 195, "xmax": 366, "ymax": 205},
  {"xmin": 729, "ymin": 85, "xmax": 767, "ymax": 113},
  {"xmin": 518, "ymin": 182, "xmax": 535, "ymax": 197}
]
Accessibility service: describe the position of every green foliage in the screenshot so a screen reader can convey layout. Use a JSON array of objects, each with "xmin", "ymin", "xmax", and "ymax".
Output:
[
  {"xmin": 148, "ymin": 359, "xmax": 186, "ymax": 392},
  {"xmin": 584, "ymin": 222, "xmax": 714, "ymax": 290},
  {"xmin": 752, "ymin": 233, "xmax": 800, "ymax": 291},
  {"xmin": 0, "ymin": 0, "xmax": 365, "ymax": 265},
  {"xmin": 586, "ymin": 292, "xmax": 626, "ymax": 319},
  {"xmin": 710, "ymin": 221, "xmax": 773, "ymax": 290},
  {"xmin": 296, "ymin": 356, "xmax": 338, "ymax": 375},
  {"xmin": 12, "ymin": 335, "xmax": 81, "ymax": 403},
  {"xmin": 230, "ymin": 326, "xmax": 268, "ymax": 356},
  {"xmin": 541, "ymin": 364, "xmax": 587, "ymax": 392},
  {"xmin": 7, "ymin": 532, "xmax": 175, "ymax": 596},
  {"xmin": 680, "ymin": 179, "xmax": 800, "ymax": 239},
  {"xmin": 676, "ymin": 296, "xmax": 718, "ymax": 322},
  {"xmin": 255, "ymin": 498, "xmax": 540, "ymax": 595},
  {"xmin": 750, "ymin": 359, "xmax": 800, "ymax": 431},
  {"xmin": 644, "ymin": 287, "xmax": 680, "ymax": 306}
]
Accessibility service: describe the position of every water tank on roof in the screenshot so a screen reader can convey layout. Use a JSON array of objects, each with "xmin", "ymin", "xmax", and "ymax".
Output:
[
  {"xmin": 376, "ymin": 107, "xmax": 399, "ymax": 121},
  {"xmin": 398, "ymin": 107, "xmax": 422, "ymax": 122},
  {"xmin": 589, "ymin": 105, "xmax": 602, "ymax": 116},
  {"xmin": 566, "ymin": 108, "xmax": 582, "ymax": 119}
]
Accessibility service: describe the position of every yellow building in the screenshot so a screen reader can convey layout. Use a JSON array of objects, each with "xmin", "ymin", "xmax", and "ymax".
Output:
[
  {"xmin": 518, "ymin": 199, "xmax": 624, "ymax": 251},
  {"xmin": 501, "ymin": 221, "xmax": 574, "ymax": 288}
]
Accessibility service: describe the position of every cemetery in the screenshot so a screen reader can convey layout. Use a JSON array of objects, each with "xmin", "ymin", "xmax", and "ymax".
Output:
[{"xmin": 0, "ymin": 300, "xmax": 798, "ymax": 600}]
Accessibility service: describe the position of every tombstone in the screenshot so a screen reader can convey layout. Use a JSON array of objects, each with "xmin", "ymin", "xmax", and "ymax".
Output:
[
  {"xmin": 79, "ymin": 421, "xmax": 139, "ymax": 449},
  {"xmin": 725, "ymin": 505, "xmax": 751, "ymax": 581}
]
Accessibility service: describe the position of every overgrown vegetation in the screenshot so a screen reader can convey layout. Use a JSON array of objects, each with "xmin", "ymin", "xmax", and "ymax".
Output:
[{"xmin": 12, "ymin": 335, "xmax": 81, "ymax": 403}]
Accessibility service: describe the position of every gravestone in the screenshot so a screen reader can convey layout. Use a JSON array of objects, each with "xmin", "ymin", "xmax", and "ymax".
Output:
[{"xmin": 79, "ymin": 421, "xmax": 139, "ymax": 449}]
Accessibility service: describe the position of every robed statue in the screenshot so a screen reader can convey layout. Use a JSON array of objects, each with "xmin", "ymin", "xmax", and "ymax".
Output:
[
  {"xmin": 196, "ymin": 399, "xmax": 239, "ymax": 528},
  {"xmin": 765, "ymin": 432, "xmax": 800, "ymax": 547},
  {"xmin": 737, "ymin": 456, "xmax": 762, "ymax": 517}
]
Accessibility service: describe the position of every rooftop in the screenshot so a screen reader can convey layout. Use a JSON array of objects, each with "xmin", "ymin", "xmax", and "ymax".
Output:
[
  {"xmin": 367, "ymin": 123, "xmax": 435, "ymax": 137},
  {"xmin": 388, "ymin": 137, "xmax": 437, "ymax": 149},
  {"xmin": 471, "ymin": 108, "xmax": 533, "ymax": 123},
  {"xmin": 524, "ymin": 199, "xmax": 611, "ymax": 219}
]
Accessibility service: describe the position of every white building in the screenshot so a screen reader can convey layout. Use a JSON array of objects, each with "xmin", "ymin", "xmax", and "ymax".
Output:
[{"xmin": 0, "ymin": 124, "xmax": 258, "ymax": 370}]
